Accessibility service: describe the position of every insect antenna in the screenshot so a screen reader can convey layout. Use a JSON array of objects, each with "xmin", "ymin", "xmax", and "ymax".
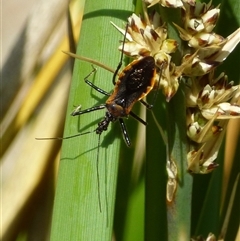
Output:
[
  {"xmin": 35, "ymin": 130, "xmax": 93, "ymax": 141},
  {"xmin": 36, "ymin": 127, "xmax": 104, "ymax": 212},
  {"xmin": 96, "ymin": 133, "xmax": 102, "ymax": 212}
]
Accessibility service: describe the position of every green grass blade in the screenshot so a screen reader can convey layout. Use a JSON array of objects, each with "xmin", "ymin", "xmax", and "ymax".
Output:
[{"xmin": 50, "ymin": 1, "xmax": 134, "ymax": 240}]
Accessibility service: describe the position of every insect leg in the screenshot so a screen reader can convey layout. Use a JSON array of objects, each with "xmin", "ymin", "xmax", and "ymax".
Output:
[
  {"xmin": 118, "ymin": 118, "xmax": 131, "ymax": 147},
  {"xmin": 130, "ymin": 111, "xmax": 147, "ymax": 126},
  {"xmin": 84, "ymin": 65, "xmax": 110, "ymax": 96},
  {"xmin": 140, "ymin": 99, "xmax": 153, "ymax": 109},
  {"xmin": 71, "ymin": 105, "xmax": 106, "ymax": 116},
  {"xmin": 112, "ymin": 23, "xmax": 129, "ymax": 85},
  {"xmin": 84, "ymin": 64, "xmax": 97, "ymax": 79},
  {"xmin": 85, "ymin": 80, "xmax": 110, "ymax": 96}
]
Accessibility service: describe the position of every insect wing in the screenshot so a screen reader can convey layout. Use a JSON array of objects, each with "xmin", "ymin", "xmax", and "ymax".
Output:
[{"xmin": 107, "ymin": 56, "xmax": 156, "ymax": 115}]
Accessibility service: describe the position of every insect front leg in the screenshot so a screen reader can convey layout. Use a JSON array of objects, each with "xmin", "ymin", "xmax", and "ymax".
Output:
[{"xmin": 71, "ymin": 105, "xmax": 106, "ymax": 116}]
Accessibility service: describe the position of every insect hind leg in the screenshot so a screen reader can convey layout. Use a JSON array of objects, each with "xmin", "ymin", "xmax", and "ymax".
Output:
[
  {"xmin": 140, "ymin": 99, "xmax": 154, "ymax": 109},
  {"xmin": 130, "ymin": 111, "xmax": 147, "ymax": 126}
]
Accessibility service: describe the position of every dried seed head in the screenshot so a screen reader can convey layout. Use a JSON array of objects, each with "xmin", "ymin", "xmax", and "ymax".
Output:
[
  {"xmin": 112, "ymin": 13, "xmax": 177, "ymax": 67},
  {"xmin": 187, "ymin": 148, "xmax": 219, "ymax": 174},
  {"xmin": 144, "ymin": 0, "xmax": 183, "ymax": 8},
  {"xmin": 186, "ymin": 85, "xmax": 239, "ymax": 173},
  {"xmin": 112, "ymin": 12, "xmax": 184, "ymax": 100},
  {"xmin": 111, "ymin": 3, "xmax": 239, "ymax": 175},
  {"xmin": 174, "ymin": 1, "xmax": 240, "ymax": 77},
  {"xmin": 191, "ymin": 232, "xmax": 217, "ymax": 241},
  {"xmin": 186, "ymin": 71, "xmax": 240, "ymax": 112},
  {"xmin": 187, "ymin": 108, "xmax": 224, "ymax": 143},
  {"xmin": 181, "ymin": 1, "xmax": 220, "ymax": 34}
]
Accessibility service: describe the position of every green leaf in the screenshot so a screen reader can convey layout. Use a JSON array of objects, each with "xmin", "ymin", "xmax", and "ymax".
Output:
[{"xmin": 50, "ymin": 1, "xmax": 134, "ymax": 240}]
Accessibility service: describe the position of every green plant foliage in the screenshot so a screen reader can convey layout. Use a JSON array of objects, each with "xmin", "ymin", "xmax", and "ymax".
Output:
[
  {"xmin": 50, "ymin": 1, "xmax": 135, "ymax": 240},
  {"xmin": 50, "ymin": 0, "xmax": 240, "ymax": 240}
]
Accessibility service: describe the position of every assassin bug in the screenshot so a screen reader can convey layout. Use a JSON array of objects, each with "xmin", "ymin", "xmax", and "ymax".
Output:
[
  {"xmin": 71, "ymin": 55, "xmax": 157, "ymax": 147},
  {"xmin": 37, "ymin": 23, "xmax": 160, "ymax": 211}
]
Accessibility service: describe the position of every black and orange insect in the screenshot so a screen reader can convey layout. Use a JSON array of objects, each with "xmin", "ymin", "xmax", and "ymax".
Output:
[
  {"xmin": 71, "ymin": 55, "xmax": 156, "ymax": 147},
  {"xmin": 37, "ymin": 24, "xmax": 160, "ymax": 211}
]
